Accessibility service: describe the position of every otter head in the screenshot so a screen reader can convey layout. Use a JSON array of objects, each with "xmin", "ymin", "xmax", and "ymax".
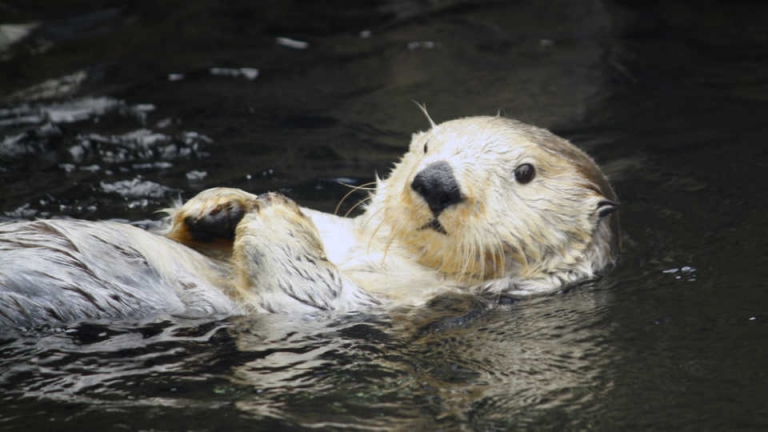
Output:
[{"xmin": 370, "ymin": 115, "xmax": 619, "ymax": 287}]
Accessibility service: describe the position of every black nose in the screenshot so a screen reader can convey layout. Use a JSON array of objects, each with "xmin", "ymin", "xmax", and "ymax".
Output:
[{"xmin": 411, "ymin": 161, "xmax": 463, "ymax": 216}]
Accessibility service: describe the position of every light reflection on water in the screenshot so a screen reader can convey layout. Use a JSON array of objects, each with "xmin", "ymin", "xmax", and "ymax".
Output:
[
  {"xmin": 2, "ymin": 0, "xmax": 768, "ymax": 430},
  {"xmin": 0, "ymin": 286, "xmax": 615, "ymax": 430}
]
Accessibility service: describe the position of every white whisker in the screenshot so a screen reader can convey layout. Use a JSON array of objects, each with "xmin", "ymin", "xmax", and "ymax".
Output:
[
  {"xmin": 412, "ymin": 101, "xmax": 437, "ymax": 128},
  {"xmin": 334, "ymin": 181, "xmax": 376, "ymax": 215},
  {"xmin": 343, "ymin": 197, "xmax": 371, "ymax": 218}
]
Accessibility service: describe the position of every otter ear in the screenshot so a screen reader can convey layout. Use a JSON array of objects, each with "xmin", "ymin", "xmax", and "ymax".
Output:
[{"xmin": 596, "ymin": 199, "xmax": 618, "ymax": 218}]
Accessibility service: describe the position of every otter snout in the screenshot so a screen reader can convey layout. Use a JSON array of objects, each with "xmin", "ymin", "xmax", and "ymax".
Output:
[{"xmin": 411, "ymin": 161, "xmax": 463, "ymax": 216}]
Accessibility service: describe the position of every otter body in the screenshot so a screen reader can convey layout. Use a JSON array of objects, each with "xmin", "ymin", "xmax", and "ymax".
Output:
[
  {"xmin": 0, "ymin": 195, "xmax": 373, "ymax": 328},
  {"xmin": 0, "ymin": 219, "xmax": 236, "ymax": 328},
  {"xmin": 0, "ymin": 116, "xmax": 618, "ymax": 328}
]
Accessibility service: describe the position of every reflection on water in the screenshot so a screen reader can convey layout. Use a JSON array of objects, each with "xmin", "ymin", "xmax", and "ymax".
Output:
[
  {"xmin": 2, "ymin": 0, "xmax": 768, "ymax": 430},
  {"xmin": 0, "ymin": 287, "xmax": 614, "ymax": 430},
  {"xmin": 0, "ymin": 94, "xmax": 212, "ymax": 220}
]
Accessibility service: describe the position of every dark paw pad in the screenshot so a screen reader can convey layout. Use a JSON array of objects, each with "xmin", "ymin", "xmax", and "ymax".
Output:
[{"xmin": 184, "ymin": 203, "xmax": 246, "ymax": 242}]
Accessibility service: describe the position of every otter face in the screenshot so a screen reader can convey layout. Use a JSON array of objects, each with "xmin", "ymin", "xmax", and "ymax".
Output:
[{"xmin": 374, "ymin": 116, "xmax": 618, "ymax": 284}]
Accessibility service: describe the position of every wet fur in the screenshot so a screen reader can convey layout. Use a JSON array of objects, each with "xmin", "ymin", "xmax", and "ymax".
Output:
[
  {"xmin": 318, "ymin": 116, "xmax": 619, "ymax": 302},
  {"xmin": 0, "ymin": 116, "xmax": 618, "ymax": 328}
]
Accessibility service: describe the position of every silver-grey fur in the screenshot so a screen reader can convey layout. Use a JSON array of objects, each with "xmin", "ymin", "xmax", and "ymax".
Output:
[{"xmin": 0, "ymin": 219, "xmax": 238, "ymax": 328}]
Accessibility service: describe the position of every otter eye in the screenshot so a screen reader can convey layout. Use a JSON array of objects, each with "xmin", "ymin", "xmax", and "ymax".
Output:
[
  {"xmin": 423, "ymin": 141, "xmax": 429, "ymax": 153},
  {"xmin": 514, "ymin": 163, "xmax": 536, "ymax": 184}
]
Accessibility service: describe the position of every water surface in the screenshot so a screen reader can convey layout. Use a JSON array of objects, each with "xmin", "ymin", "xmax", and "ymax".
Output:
[{"xmin": 2, "ymin": 1, "xmax": 768, "ymax": 430}]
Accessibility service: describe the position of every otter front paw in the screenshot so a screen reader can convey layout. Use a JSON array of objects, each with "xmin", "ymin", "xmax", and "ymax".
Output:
[
  {"xmin": 232, "ymin": 192, "xmax": 347, "ymax": 312},
  {"xmin": 166, "ymin": 187, "xmax": 260, "ymax": 244}
]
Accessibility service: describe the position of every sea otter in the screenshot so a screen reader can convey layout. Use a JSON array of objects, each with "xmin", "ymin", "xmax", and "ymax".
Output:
[{"xmin": 0, "ymin": 115, "xmax": 618, "ymax": 328}]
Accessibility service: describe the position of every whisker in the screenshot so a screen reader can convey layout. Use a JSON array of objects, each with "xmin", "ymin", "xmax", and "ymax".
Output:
[
  {"xmin": 459, "ymin": 235, "xmax": 473, "ymax": 285},
  {"xmin": 413, "ymin": 101, "xmax": 437, "ymax": 128},
  {"xmin": 450, "ymin": 234, "xmax": 461, "ymax": 282},
  {"xmin": 479, "ymin": 244, "xmax": 486, "ymax": 283},
  {"xmin": 383, "ymin": 210, "xmax": 410, "ymax": 264},
  {"xmin": 363, "ymin": 205, "xmax": 387, "ymax": 253},
  {"xmin": 382, "ymin": 222, "xmax": 399, "ymax": 264},
  {"xmin": 338, "ymin": 181, "xmax": 377, "ymax": 190},
  {"xmin": 484, "ymin": 229, "xmax": 494, "ymax": 279},
  {"xmin": 471, "ymin": 251, "xmax": 479, "ymax": 283},
  {"xmin": 493, "ymin": 235, "xmax": 505, "ymax": 279},
  {"xmin": 471, "ymin": 236, "xmax": 480, "ymax": 283},
  {"xmin": 471, "ymin": 226, "xmax": 482, "ymax": 281},
  {"xmin": 343, "ymin": 197, "xmax": 371, "ymax": 218},
  {"xmin": 334, "ymin": 181, "xmax": 377, "ymax": 215}
]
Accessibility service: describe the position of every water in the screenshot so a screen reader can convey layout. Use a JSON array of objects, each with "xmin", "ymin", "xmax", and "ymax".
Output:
[{"xmin": 2, "ymin": 0, "xmax": 768, "ymax": 430}]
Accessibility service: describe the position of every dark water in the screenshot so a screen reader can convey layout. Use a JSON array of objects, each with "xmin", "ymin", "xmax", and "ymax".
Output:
[{"xmin": 2, "ymin": 0, "xmax": 768, "ymax": 430}]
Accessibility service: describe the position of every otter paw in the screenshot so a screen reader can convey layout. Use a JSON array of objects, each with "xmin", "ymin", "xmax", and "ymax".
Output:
[
  {"xmin": 236, "ymin": 192, "xmax": 318, "ymax": 244},
  {"xmin": 184, "ymin": 201, "xmax": 246, "ymax": 242},
  {"xmin": 168, "ymin": 187, "xmax": 259, "ymax": 243},
  {"xmin": 253, "ymin": 192, "xmax": 303, "ymax": 213}
]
